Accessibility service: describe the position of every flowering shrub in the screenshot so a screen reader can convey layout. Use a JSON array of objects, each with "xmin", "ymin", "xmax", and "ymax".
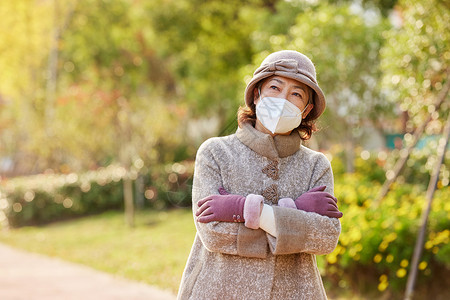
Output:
[{"xmin": 322, "ymin": 148, "xmax": 450, "ymax": 297}]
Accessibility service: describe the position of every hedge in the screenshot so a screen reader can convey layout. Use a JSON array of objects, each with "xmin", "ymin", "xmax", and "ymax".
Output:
[
  {"xmin": 0, "ymin": 165, "xmax": 127, "ymax": 227},
  {"xmin": 0, "ymin": 162, "xmax": 194, "ymax": 228}
]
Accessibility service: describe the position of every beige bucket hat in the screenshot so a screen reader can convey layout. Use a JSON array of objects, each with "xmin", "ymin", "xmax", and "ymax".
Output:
[{"xmin": 244, "ymin": 50, "xmax": 326, "ymax": 120}]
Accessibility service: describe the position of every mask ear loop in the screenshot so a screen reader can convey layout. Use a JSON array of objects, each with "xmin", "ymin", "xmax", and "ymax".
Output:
[
  {"xmin": 300, "ymin": 103, "xmax": 309, "ymax": 115},
  {"xmin": 300, "ymin": 89, "xmax": 314, "ymax": 118}
]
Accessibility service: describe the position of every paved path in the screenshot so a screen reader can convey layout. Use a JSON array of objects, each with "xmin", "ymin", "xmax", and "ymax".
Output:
[{"xmin": 0, "ymin": 243, "xmax": 177, "ymax": 300}]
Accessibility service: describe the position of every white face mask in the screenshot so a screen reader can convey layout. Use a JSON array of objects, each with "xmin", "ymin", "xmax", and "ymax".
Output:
[{"xmin": 255, "ymin": 94, "xmax": 308, "ymax": 134}]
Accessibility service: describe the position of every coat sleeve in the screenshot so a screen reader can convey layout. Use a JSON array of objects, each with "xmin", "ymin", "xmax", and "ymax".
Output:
[
  {"xmin": 192, "ymin": 139, "xmax": 269, "ymax": 258},
  {"xmin": 267, "ymin": 154, "xmax": 341, "ymax": 255}
]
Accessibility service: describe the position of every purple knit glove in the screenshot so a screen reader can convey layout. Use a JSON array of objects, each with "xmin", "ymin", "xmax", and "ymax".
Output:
[
  {"xmin": 294, "ymin": 186, "xmax": 343, "ymax": 219},
  {"xmin": 196, "ymin": 188, "xmax": 264, "ymax": 229},
  {"xmin": 196, "ymin": 193, "xmax": 245, "ymax": 223}
]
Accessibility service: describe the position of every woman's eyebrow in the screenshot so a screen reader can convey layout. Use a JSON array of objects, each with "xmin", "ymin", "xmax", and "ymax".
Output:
[
  {"xmin": 269, "ymin": 78, "xmax": 284, "ymax": 85},
  {"xmin": 269, "ymin": 78, "xmax": 306, "ymax": 92},
  {"xmin": 293, "ymin": 85, "xmax": 306, "ymax": 92}
]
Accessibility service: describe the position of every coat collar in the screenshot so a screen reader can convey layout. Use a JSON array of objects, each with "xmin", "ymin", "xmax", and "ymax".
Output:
[{"xmin": 236, "ymin": 123, "xmax": 302, "ymax": 160}]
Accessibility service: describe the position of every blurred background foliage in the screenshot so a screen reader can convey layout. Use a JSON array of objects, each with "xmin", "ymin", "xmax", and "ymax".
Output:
[
  {"xmin": 1, "ymin": 0, "xmax": 448, "ymax": 175},
  {"xmin": 0, "ymin": 0, "xmax": 449, "ymax": 298}
]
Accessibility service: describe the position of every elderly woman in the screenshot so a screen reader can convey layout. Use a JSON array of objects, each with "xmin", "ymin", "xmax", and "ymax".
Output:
[{"xmin": 178, "ymin": 50, "xmax": 343, "ymax": 300}]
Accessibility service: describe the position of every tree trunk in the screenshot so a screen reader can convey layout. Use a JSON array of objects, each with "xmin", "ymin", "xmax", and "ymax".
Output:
[
  {"xmin": 404, "ymin": 112, "xmax": 450, "ymax": 300},
  {"xmin": 45, "ymin": 0, "xmax": 76, "ymax": 135},
  {"xmin": 117, "ymin": 99, "xmax": 135, "ymax": 228},
  {"xmin": 0, "ymin": 210, "xmax": 10, "ymax": 231},
  {"xmin": 123, "ymin": 176, "xmax": 135, "ymax": 228},
  {"xmin": 44, "ymin": 0, "xmax": 59, "ymax": 136},
  {"xmin": 345, "ymin": 128, "xmax": 355, "ymax": 173},
  {"xmin": 135, "ymin": 174, "xmax": 145, "ymax": 209}
]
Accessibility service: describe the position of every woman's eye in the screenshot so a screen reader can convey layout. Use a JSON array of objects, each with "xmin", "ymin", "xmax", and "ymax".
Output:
[
  {"xmin": 293, "ymin": 92, "xmax": 302, "ymax": 98},
  {"xmin": 270, "ymin": 85, "xmax": 279, "ymax": 90}
]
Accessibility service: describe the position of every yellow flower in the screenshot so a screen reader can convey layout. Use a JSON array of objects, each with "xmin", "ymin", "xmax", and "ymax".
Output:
[
  {"xmin": 340, "ymin": 235, "xmax": 349, "ymax": 246},
  {"xmin": 386, "ymin": 254, "xmax": 394, "ymax": 263},
  {"xmin": 400, "ymin": 259, "xmax": 409, "ymax": 268},
  {"xmin": 381, "ymin": 220, "xmax": 390, "ymax": 229},
  {"xmin": 379, "ymin": 241, "xmax": 389, "ymax": 252},
  {"xmin": 330, "ymin": 245, "xmax": 340, "ymax": 256},
  {"xmin": 418, "ymin": 261, "xmax": 427, "ymax": 270},
  {"xmin": 378, "ymin": 281, "xmax": 389, "ymax": 291},
  {"xmin": 409, "ymin": 210, "xmax": 418, "ymax": 219},
  {"xmin": 349, "ymin": 229, "xmax": 362, "ymax": 242},
  {"xmin": 374, "ymin": 254, "xmax": 383, "ymax": 263},
  {"xmin": 385, "ymin": 232, "xmax": 397, "ymax": 242},
  {"xmin": 363, "ymin": 200, "xmax": 370, "ymax": 208},
  {"xmin": 327, "ymin": 254, "xmax": 337, "ymax": 264},
  {"xmin": 396, "ymin": 268, "xmax": 407, "ymax": 278},
  {"xmin": 444, "ymin": 201, "xmax": 450, "ymax": 212},
  {"xmin": 434, "ymin": 230, "xmax": 450, "ymax": 244}
]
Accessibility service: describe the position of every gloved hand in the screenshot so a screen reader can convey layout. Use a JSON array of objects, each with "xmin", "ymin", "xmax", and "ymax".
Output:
[
  {"xmin": 294, "ymin": 186, "xmax": 343, "ymax": 218},
  {"xmin": 196, "ymin": 193, "xmax": 246, "ymax": 223},
  {"xmin": 218, "ymin": 187, "xmax": 230, "ymax": 195},
  {"xmin": 196, "ymin": 188, "xmax": 264, "ymax": 229}
]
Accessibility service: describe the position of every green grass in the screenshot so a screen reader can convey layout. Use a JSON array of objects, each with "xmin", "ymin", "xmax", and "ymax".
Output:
[{"xmin": 0, "ymin": 208, "xmax": 196, "ymax": 294}]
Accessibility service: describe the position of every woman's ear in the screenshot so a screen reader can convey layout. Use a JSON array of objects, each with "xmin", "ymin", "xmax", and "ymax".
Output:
[{"xmin": 253, "ymin": 87, "xmax": 260, "ymax": 105}]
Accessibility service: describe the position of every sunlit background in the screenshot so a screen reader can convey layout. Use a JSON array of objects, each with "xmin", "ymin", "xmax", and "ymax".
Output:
[{"xmin": 0, "ymin": 0, "xmax": 449, "ymax": 299}]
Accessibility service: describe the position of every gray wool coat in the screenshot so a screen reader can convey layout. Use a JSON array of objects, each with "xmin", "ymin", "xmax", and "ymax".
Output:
[{"xmin": 177, "ymin": 123, "xmax": 341, "ymax": 300}]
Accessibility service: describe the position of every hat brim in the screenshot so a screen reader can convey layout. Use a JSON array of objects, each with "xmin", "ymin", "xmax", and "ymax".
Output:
[{"xmin": 244, "ymin": 71, "xmax": 326, "ymax": 120}]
